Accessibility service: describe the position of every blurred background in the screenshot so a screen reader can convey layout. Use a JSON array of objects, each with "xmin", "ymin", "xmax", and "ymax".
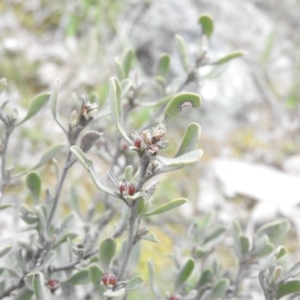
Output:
[{"xmin": 1, "ymin": 0, "xmax": 300, "ymax": 298}]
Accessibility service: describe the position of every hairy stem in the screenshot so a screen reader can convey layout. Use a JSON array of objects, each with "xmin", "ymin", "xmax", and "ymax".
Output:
[{"xmin": 117, "ymin": 152, "xmax": 150, "ymax": 280}]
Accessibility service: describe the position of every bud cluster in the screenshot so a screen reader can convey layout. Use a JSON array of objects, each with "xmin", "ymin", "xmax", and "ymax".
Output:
[
  {"xmin": 119, "ymin": 181, "xmax": 136, "ymax": 196},
  {"xmin": 132, "ymin": 123, "xmax": 169, "ymax": 156}
]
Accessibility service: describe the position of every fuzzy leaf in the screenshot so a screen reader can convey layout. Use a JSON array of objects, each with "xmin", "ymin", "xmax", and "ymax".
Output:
[
  {"xmin": 256, "ymin": 219, "xmax": 290, "ymax": 241},
  {"xmin": 0, "ymin": 245, "xmax": 12, "ymax": 258},
  {"xmin": 123, "ymin": 49, "xmax": 135, "ymax": 77},
  {"xmin": 175, "ymin": 34, "xmax": 191, "ymax": 72},
  {"xmin": 66, "ymin": 269, "xmax": 90, "ymax": 285},
  {"xmin": 16, "ymin": 93, "xmax": 50, "ymax": 126},
  {"xmin": 99, "ymin": 237, "xmax": 117, "ymax": 271},
  {"xmin": 156, "ymin": 149, "xmax": 203, "ymax": 173},
  {"xmin": 126, "ymin": 275, "xmax": 145, "ymax": 291},
  {"xmin": 50, "ymin": 80, "xmax": 67, "ymax": 133},
  {"xmin": 79, "ymin": 130, "xmax": 103, "ymax": 153},
  {"xmin": 282, "ymin": 261, "xmax": 300, "ymax": 281},
  {"xmin": 163, "ymin": 93, "xmax": 202, "ymax": 125},
  {"xmin": 261, "ymin": 246, "xmax": 287, "ymax": 270},
  {"xmin": 157, "ymin": 53, "xmax": 171, "ymax": 80},
  {"xmin": 207, "ymin": 278, "xmax": 230, "ymax": 300},
  {"xmin": 70, "ymin": 146, "xmax": 117, "ymax": 197},
  {"xmin": 89, "ymin": 264, "xmax": 104, "ymax": 286},
  {"xmin": 103, "ymin": 288, "xmax": 125, "ymax": 298},
  {"xmin": 124, "ymin": 165, "xmax": 134, "ymax": 182},
  {"xmin": 198, "ymin": 268, "xmax": 213, "ymax": 286},
  {"xmin": 33, "ymin": 272, "xmax": 46, "ymax": 300},
  {"xmin": 239, "ymin": 235, "xmax": 251, "ymax": 257},
  {"xmin": 26, "ymin": 171, "xmax": 41, "ymax": 204},
  {"xmin": 198, "ymin": 14, "xmax": 214, "ymax": 38},
  {"xmin": 109, "ymin": 77, "xmax": 132, "ymax": 144},
  {"xmin": 174, "ymin": 123, "xmax": 201, "ymax": 158},
  {"xmin": 148, "ymin": 259, "xmax": 163, "ymax": 298},
  {"xmin": 145, "ymin": 198, "xmax": 187, "ymax": 217},
  {"xmin": 194, "ymin": 247, "xmax": 211, "ymax": 259},
  {"xmin": 15, "ymin": 286, "xmax": 34, "ymax": 300},
  {"xmin": 0, "ymin": 203, "xmax": 13, "ymax": 211},
  {"xmin": 203, "ymin": 225, "xmax": 226, "ymax": 245},
  {"xmin": 253, "ymin": 234, "xmax": 274, "ymax": 258},
  {"xmin": 115, "ymin": 58, "xmax": 126, "ymax": 80},
  {"xmin": 276, "ymin": 280, "xmax": 300, "ymax": 299},
  {"xmin": 212, "ymin": 50, "xmax": 244, "ymax": 65},
  {"xmin": 141, "ymin": 232, "xmax": 160, "ymax": 243},
  {"xmin": 121, "ymin": 79, "xmax": 132, "ymax": 97},
  {"xmin": 175, "ymin": 258, "xmax": 195, "ymax": 291}
]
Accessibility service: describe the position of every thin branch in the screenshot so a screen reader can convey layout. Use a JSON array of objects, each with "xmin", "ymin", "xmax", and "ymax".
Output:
[{"xmin": 0, "ymin": 279, "xmax": 23, "ymax": 299}]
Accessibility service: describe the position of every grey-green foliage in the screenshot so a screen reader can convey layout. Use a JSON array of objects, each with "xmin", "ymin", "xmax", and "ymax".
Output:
[{"xmin": 0, "ymin": 12, "xmax": 268, "ymax": 300}]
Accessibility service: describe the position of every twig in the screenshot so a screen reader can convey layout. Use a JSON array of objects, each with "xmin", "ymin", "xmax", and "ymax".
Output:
[{"xmin": 0, "ymin": 279, "xmax": 23, "ymax": 299}]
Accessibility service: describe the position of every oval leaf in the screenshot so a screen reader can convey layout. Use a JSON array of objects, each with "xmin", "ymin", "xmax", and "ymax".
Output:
[
  {"xmin": 70, "ymin": 146, "xmax": 117, "ymax": 197},
  {"xmin": 16, "ymin": 93, "xmax": 50, "ymax": 126},
  {"xmin": 175, "ymin": 34, "xmax": 190, "ymax": 72},
  {"xmin": 99, "ymin": 237, "xmax": 117, "ymax": 271},
  {"xmin": 126, "ymin": 275, "xmax": 145, "ymax": 291},
  {"xmin": 207, "ymin": 278, "xmax": 230, "ymax": 300},
  {"xmin": 66, "ymin": 269, "xmax": 90, "ymax": 285},
  {"xmin": 212, "ymin": 50, "xmax": 244, "ymax": 65},
  {"xmin": 147, "ymin": 259, "xmax": 163, "ymax": 298},
  {"xmin": 0, "ymin": 245, "xmax": 12, "ymax": 258},
  {"xmin": 79, "ymin": 130, "xmax": 103, "ymax": 153},
  {"xmin": 123, "ymin": 49, "xmax": 135, "ymax": 77},
  {"xmin": 89, "ymin": 264, "xmax": 104, "ymax": 286},
  {"xmin": 26, "ymin": 171, "xmax": 41, "ymax": 204},
  {"xmin": 33, "ymin": 272, "xmax": 46, "ymax": 300},
  {"xmin": 174, "ymin": 123, "xmax": 201, "ymax": 158},
  {"xmin": 141, "ymin": 232, "xmax": 160, "ymax": 243},
  {"xmin": 256, "ymin": 219, "xmax": 290, "ymax": 241},
  {"xmin": 175, "ymin": 258, "xmax": 195, "ymax": 291},
  {"xmin": 145, "ymin": 198, "xmax": 187, "ymax": 217},
  {"xmin": 276, "ymin": 280, "xmax": 300, "ymax": 299},
  {"xmin": 163, "ymin": 93, "xmax": 202, "ymax": 125},
  {"xmin": 198, "ymin": 14, "xmax": 214, "ymax": 38},
  {"xmin": 15, "ymin": 286, "xmax": 34, "ymax": 300},
  {"xmin": 0, "ymin": 203, "xmax": 13, "ymax": 211},
  {"xmin": 157, "ymin": 53, "xmax": 171, "ymax": 79}
]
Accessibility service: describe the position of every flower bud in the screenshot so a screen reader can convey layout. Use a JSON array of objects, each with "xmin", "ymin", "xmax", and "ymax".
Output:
[
  {"xmin": 134, "ymin": 136, "xmax": 143, "ymax": 149},
  {"xmin": 47, "ymin": 279, "xmax": 60, "ymax": 294},
  {"xmin": 169, "ymin": 294, "xmax": 182, "ymax": 300},
  {"xmin": 102, "ymin": 273, "xmax": 117, "ymax": 288}
]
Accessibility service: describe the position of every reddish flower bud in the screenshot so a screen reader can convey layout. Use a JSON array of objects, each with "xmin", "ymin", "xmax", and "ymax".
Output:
[
  {"xmin": 169, "ymin": 294, "xmax": 182, "ymax": 300},
  {"xmin": 47, "ymin": 279, "xmax": 60, "ymax": 293},
  {"xmin": 119, "ymin": 182, "xmax": 135, "ymax": 196},
  {"xmin": 134, "ymin": 136, "xmax": 143, "ymax": 148},
  {"xmin": 102, "ymin": 273, "xmax": 117, "ymax": 287}
]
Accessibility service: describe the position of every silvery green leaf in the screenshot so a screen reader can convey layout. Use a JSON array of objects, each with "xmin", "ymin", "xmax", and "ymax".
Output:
[
  {"xmin": 33, "ymin": 272, "xmax": 46, "ymax": 300},
  {"xmin": 261, "ymin": 246, "xmax": 287, "ymax": 270},
  {"xmin": 121, "ymin": 79, "xmax": 132, "ymax": 98},
  {"xmin": 207, "ymin": 278, "xmax": 229, "ymax": 300},
  {"xmin": 88, "ymin": 263, "xmax": 104, "ymax": 286},
  {"xmin": 109, "ymin": 77, "xmax": 132, "ymax": 144},
  {"xmin": 0, "ymin": 245, "xmax": 12, "ymax": 258},
  {"xmin": 35, "ymin": 205, "xmax": 48, "ymax": 240},
  {"xmin": 66, "ymin": 269, "xmax": 90, "ymax": 285},
  {"xmin": 124, "ymin": 165, "xmax": 134, "ymax": 182},
  {"xmin": 50, "ymin": 79, "xmax": 67, "ymax": 133},
  {"xmin": 163, "ymin": 93, "xmax": 202, "ymax": 125},
  {"xmin": 148, "ymin": 259, "xmax": 163, "ymax": 298},
  {"xmin": 58, "ymin": 214, "xmax": 75, "ymax": 236},
  {"xmin": 282, "ymin": 261, "xmax": 300, "ymax": 281},
  {"xmin": 15, "ymin": 286, "xmax": 33, "ymax": 300},
  {"xmin": 252, "ymin": 234, "xmax": 274, "ymax": 258},
  {"xmin": 79, "ymin": 130, "xmax": 103, "ymax": 153},
  {"xmin": 26, "ymin": 171, "xmax": 41, "ymax": 205},
  {"xmin": 276, "ymin": 279, "xmax": 300, "ymax": 299},
  {"xmin": 138, "ymin": 94, "xmax": 173, "ymax": 108},
  {"xmin": 126, "ymin": 275, "xmax": 145, "ymax": 291},
  {"xmin": 15, "ymin": 92, "xmax": 50, "ymax": 126},
  {"xmin": 156, "ymin": 149, "xmax": 203, "ymax": 173},
  {"xmin": 0, "ymin": 203, "xmax": 13, "ymax": 211},
  {"xmin": 256, "ymin": 219, "xmax": 290, "ymax": 241},
  {"xmin": 198, "ymin": 14, "xmax": 214, "ymax": 38},
  {"xmin": 43, "ymin": 250, "xmax": 56, "ymax": 267},
  {"xmin": 194, "ymin": 247, "xmax": 211, "ymax": 259},
  {"xmin": 175, "ymin": 258, "xmax": 195, "ymax": 291},
  {"xmin": 70, "ymin": 146, "xmax": 118, "ymax": 197},
  {"xmin": 198, "ymin": 268, "xmax": 213, "ymax": 286},
  {"xmin": 123, "ymin": 49, "xmax": 135, "ymax": 77},
  {"xmin": 103, "ymin": 287, "xmax": 125, "ymax": 298},
  {"xmin": 16, "ymin": 248, "xmax": 28, "ymax": 273},
  {"xmin": 157, "ymin": 53, "xmax": 171, "ymax": 80},
  {"xmin": 141, "ymin": 232, "xmax": 160, "ymax": 243},
  {"xmin": 115, "ymin": 57, "xmax": 126, "ymax": 80},
  {"xmin": 203, "ymin": 225, "xmax": 226, "ymax": 245},
  {"xmin": 211, "ymin": 50, "xmax": 244, "ymax": 65},
  {"xmin": 6, "ymin": 267, "xmax": 22, "ymax": 278},
  {"xmin": 184, "ymin": 290, "xmax": 198, "ymax": 300},
  {"xmin": 99, "ymin": 237, "xmax": 117, "ymax": 271},
  {"xmin": 13, "ymin": 144, "xmax": 65, "ymax": 177},
  {"xmin": 145, "ymin": 198, "xmax": 187, "ymax": 217},
  {"xmin": 174, "ymin": 123, "xmax": 201, "ymax": 158},
  {"xmin": 175, "ymin": 34, "xmax": 191, "ymax": 72},
  {"xmin": 53, "ymin": 232, "xmax": 78, "ymax": 248}
]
